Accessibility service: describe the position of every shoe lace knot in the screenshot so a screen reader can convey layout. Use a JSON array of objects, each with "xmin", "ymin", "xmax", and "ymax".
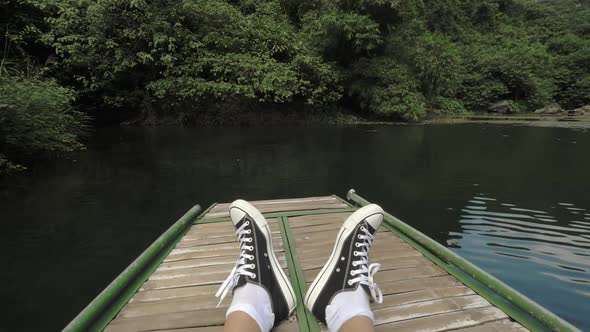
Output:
[
  {"xmin": 214, "ymin": 220, "xmax": 256, "ymax": 306},
  {"xmin": 348, "ymin": 224, "xmax": 383, "ymax": 304}
]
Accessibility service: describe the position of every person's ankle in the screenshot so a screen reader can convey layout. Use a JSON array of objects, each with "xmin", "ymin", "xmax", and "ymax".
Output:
[
  {"xmin": 226, "ymin": 283, "xmax": 275, "ymax": 332},
  {"xmin": 325, "ymin": 287, "xmax": 374, "ymax": 332}
]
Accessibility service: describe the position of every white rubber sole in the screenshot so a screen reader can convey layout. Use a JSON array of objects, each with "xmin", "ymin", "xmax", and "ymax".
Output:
[
  {"xmin": 230, "ymin": 200, "xmax": 297, "ymax": 315},
  {"xmin": 304, "ymin": 204, "xmax": 383, "ymax": 312}
]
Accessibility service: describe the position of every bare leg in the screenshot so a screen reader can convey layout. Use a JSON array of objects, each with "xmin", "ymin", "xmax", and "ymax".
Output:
[
  {"xmin": 224, "ymin": 311, "xmax": 262, "ymax": 332},
  {"xmin": 339, "ymin": 316, "xmax": 374, "ymax": 332}
]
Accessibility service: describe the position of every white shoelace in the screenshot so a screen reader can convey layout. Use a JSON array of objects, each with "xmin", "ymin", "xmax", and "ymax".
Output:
[
  {"xmin": 214, "ymin": 220, "xmax": 256, "ymax": 306},
  {"xmin": 347, "ymin": 225, "xmax": 383, "ymax": 303}
]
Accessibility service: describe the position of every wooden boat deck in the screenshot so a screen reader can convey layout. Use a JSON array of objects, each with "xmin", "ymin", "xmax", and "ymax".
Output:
[{"xmin": 103, "ymin": 196, "xmax": 528, "ymax": 332}]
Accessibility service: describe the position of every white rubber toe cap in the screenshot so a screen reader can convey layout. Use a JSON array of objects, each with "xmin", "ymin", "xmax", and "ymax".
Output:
[
  {"xmin": 351, "ymin": 204, "xmax": 384, "ymax": 230},
  {"xmin": 229, "ymin": 199, "xmax": 267, "ymax": 226}
]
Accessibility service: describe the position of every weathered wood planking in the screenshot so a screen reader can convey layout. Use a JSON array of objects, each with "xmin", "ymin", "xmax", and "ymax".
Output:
[
  {"xmin": 289, "ymin": 213, "xmax": 527, "ymax": 332},
  {"xmin": 102, "ymin": 196, "xmax": 528, "ymax": 332},
  {"xmin": 202, "ymin": 196, "xmax": 349, "ymax": 219},
  {"xmin": 105, "ymin": 218, "xmax": 298, "ymax": 332}
]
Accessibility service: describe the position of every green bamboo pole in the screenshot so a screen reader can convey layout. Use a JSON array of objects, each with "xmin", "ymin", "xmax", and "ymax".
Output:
[
  {"xmin": 63, "ymin": 204, "xmax": 202, "ymax": 332},
  {"xmin": 346, "ymin": 189, "xmax": 579, "ymax": 332}
]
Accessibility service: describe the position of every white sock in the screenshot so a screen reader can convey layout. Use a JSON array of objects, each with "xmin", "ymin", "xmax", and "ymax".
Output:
[
  {"xmin": 325, "ymin": 287, "xmax": 375, "ymax": 332},
  {"xmin": 226, "ymin": 283, "xmax": 275, "ymax": 332}
]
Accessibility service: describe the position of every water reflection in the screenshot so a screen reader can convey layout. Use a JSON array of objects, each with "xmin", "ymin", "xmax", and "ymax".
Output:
[
  {"xmin": 1, "ymin": 124, "xmax": 589, "ymax": 330},
  {"xmin": 449, "ymin": 194, "xmax": 590, "ymax": 317}
]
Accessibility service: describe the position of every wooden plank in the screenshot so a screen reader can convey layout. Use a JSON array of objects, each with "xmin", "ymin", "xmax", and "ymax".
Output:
[
  {"xmin": 130, "ymin": 285, "xmax": 222, "ymax": 303},
  {"xmin": 180, "ymin": 232, "xmax": 237, "ymax": 241},
  {"xmin": 292, "ymin": 234, "xmax": 406, "ymax": 251},
  {"xmin": 154, "ymin": 255, "xmax": 285, "ymax": 274},
  {"xmin": 176, "ymin": 235, "xmax": 239, "ymax": 247},
  {"xmin": 149, "ymin": 327, "xmax": 222, "ymax": 332},
  {"xmin": 176, "ymin": 234, "xmax": 282, "ymax": 249},
  {"xmin": 205, "ymin": 200, "xmax": 348, "ymax": 216},
  {"xmin": 374, "ymin": 295, "xmax": 491, "ymax": 325},
  {"xmin": 207, "ymin": 196, "xmax": 341, "ymax": 213},
  {"xmin": 154, "ymin": 325, "xmax": 223, "ymax": 332},
  {"xmin": 180, "ymin": 230, "xmax": 281, "ymax": 242},
  {"xmin": 204, "ymin": 201, "xmax": 349, "ymax": 219},
  {"xmin": 142, "ymin": 268, "xmax": 289, "ymax": 291},
  {"xmin": 303, "ymin": 265, "xmax": 446, "ymax": 284},
  {"xmin": 293, "ymin": 243, "xmax": 417, "ymax": 257},
  {"xmin": 288, "ymin": 214, "xmax": 352, "ymax": 228},
  {"xmin": 451, "ymin": 319, "xmax": 529, "ymax": 331},
  {"xmin": 151, "ymin": 318, "xmax": 300, "ymax": 332},
  {"xmin": 150, "ymin": 259, "xmax": 287, "ymax": 280},
  {"xmin": 290, "ymin": 227, "xmax": 401, "ymax": 243},
  {"xmin": 283, "ymin": 222, "xmax": 349, "ymax": 234},
  {"xmin": 155, "ymin": 256, "xmax": 247, "ymax": 272},
  {"xmin": 162, "ymin": 251, "xmax": 239, "ymax": 263},
  {"xmin": 374, "ymin": 306, "xmax": 509, "ymax": 332},
  {"xmin": 371, "ymin": 286, "xmax": 475, "ymax": 310},
  {"xmin": 164, "ymin": 239, "xmax": 284, "ymax": 262},
  {"xmin": 104, "ymin": 309, "xmax": 227, "ymax": 332},
  {"xmin": 298, "ymin": 254, "xmax": 433, "ymax": 271},
  {"xmin": 147, "ymin": 253, "xmax": 286, "ymax": 289},
  {"xmin": 379, "ymin": 276, "xmax": 464, "ymax": 295},
  {"xmin": 119, "ymin": 294, "xmax": 230, "ymax": 318}
]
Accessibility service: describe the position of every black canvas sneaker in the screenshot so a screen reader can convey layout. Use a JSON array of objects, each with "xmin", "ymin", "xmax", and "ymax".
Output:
[
  {"xmin": 304, "ymin": 204, "xmax": 384, "ymax": 324},
  {"xmin": 215, "ymin": 199, "xmax": 296, "ymax": 325}
]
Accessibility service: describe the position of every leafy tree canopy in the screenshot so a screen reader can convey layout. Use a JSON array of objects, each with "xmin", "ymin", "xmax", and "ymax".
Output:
[{"xmin": 1, "ymin": 0, "xmax": 590, "ymax": 172}]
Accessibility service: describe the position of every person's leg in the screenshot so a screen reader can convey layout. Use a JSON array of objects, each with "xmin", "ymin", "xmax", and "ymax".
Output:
[
  {"xmin": 339, "ymin": 316, "xmax": 375, "ymax": 332},
  {"xmin": 224, "ymin": 311, "xmax": 262, "ymax": 332},
  {"xmin": 216, "ymin": 200, "xmax": 297, "ymax": 332},
  {"xmin": 304, "ymin": 204, "xmax": 385, "ymax": 332},
  {"xmin": 223, "ymin": 282, "xmax": 274, "ymax": 332}
]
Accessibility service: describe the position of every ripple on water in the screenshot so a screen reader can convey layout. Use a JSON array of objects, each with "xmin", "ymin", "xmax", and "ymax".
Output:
[{"xmin": 449, "ymin": 195, "xmax": 590, "ymax": 311}]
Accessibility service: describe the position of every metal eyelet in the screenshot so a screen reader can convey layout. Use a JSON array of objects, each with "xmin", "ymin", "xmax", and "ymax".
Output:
[
  {"xmin": 248, "ymin": 246, "xmax": 254, "ymax": 251},
  {"xmin": 353, "ymin": 251, "xmax": 358, "ymax": 256},
  {"xmin": 245, "ymin": 221, "xmax": 250, "ymax": 225},
  {"xmin": 250, "ymin": 264, "xmax": 256, "ymax": 269},
  {"xmin": 357, "ymin": 234, "xmax": 362, "ymax": 239},
  {"xmin": 252, "ymin": 273, "xmax": 257, "ymax": 279},
  {"xmin": 246, "ymin": 230, "xmax": 251, "ymax": 234},
  {"xmin": 355, "ymin": 243, "xmax": 361, "ymax": 247},
  {"xmin": 350, "ymin": 271, "xmax": 356, "ymax": 276},
  {"xmin": 352, "ymin": 261, "xmax": 357, "ymax": 267},
  {"xmin": 360, "ymin": 226, "xmax": 366, "ymax": 231},
  {"xmin": 348, "ymin": 280, "xmax": 353, "ymax": 286}
]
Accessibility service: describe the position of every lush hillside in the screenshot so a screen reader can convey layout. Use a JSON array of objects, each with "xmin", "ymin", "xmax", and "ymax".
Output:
[{"xmin": 1, "ymin": 0, "xmax": 589, "ymax": 171}]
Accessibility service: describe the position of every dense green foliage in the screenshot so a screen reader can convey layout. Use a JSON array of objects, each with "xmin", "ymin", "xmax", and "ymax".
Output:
[
  {"xmin": 0, "ymin": 78, "xmax": 87, "ymax": 173},
  {"xmin": 1, "ymin": 0, "xmax": 87, "ymax": 173},
  {"xmin": 42, "ymin": 0, "xmax": 590, "ymax": 119},
  {"xmin": 1, "ymin": 0, "xmax": 590, "ymax": 171}
]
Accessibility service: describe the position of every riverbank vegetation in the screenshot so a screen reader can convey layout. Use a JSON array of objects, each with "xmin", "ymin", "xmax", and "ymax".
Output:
[{"xmin": 1, "ymin": 0, "xmax": 590, "ymax": 172}]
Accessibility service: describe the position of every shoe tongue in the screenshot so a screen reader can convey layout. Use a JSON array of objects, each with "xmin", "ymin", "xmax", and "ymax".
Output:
[
  {"xmin": 360, "ymin": 283, "xmax": 371, "ymax": 296},
  {"xmin": 236, "ymin": 215, "xmax": 251, "ymax": 229},
  {"xmin": 363, "ymin": 221, "xmax": 376, "ymax": 234},
  {"xmin": 234, "ymin": 275, "xmax": 247, "ymax": 290}
]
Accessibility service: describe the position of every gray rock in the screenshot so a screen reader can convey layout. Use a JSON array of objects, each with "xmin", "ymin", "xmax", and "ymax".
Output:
[
  {"xmin": 488, "ymin": 100, "xmax": 514, "ymax": 114},
  {"xmin": 534, "ymin": 104, "xmax": 563, "ymax": 114},
  {"xmin": 567, "ymin": 105, "xmax": 588, "ymax": 115}
]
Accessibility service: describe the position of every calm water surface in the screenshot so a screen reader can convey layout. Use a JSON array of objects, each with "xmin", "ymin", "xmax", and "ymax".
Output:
[{"xmin": 0, "ymin": 124, "xmax": 589, "ymax": 331}]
